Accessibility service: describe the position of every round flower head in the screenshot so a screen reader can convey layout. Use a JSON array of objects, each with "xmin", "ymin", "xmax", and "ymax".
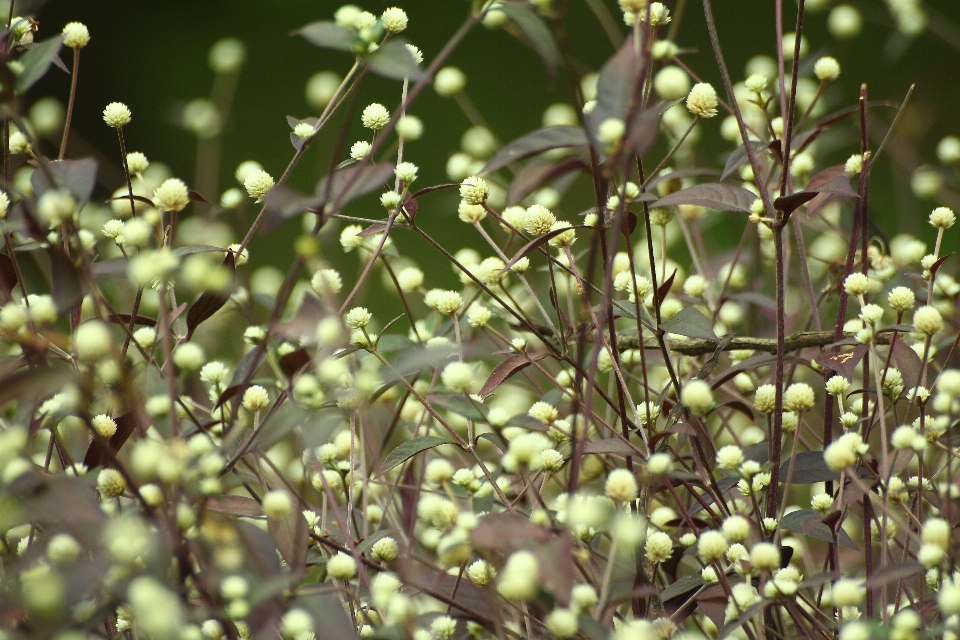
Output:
[
  {"xmin": 353, "ymin": 11, "xmax": 377, "ymax": 30},
  {"xmin": 546, "ymin": 609, "xmax": 578, "ymax": 638},
  {"xmin": 62, "ymin": 22, "xmax": 90, "ymax": 48},
  {"xmin": 913, "ymin": 305, "xmax": 943, "ymax": 336},
  {"xmin": 76, "ymin": 321, "xmax": 112, "ymax": 361},
  {"xmin": 405, "ymin": 44, "xmax": 423, "ymax": 65},
  {"xmin": 361, "ymin": 103, "xmax": 390, "ymax": 130},
  {"xmin": 37, "ymin": 189, "xmax": 76, "ymax": 226},
  {"xmin": 441, "ymin": 362, "xmax": 474, "ymax": 393},
  {"xmin": 126, "ymin": 151, "xmax": 149, "ymax": 175},
  {"xmin": 929, "ymin": 206, "xmax": 956, "ymax": 229},
  {"xmin": 371, "ymin": 536, "xmax": 398, "ymax": 562},
  {"xmin": 937, "ymin": 136, "xmax": 960, "ymax": 164},
  {"xmin": 459, "ymin": 176, "xmax": 489, "ymax": 205},
  {"xmin": 97, "ymin": 468, "xmax": 126, "ymax": 499},
  {"xmin": 306, "ymin": 71, "xmax": 341, "ymax": 109},
  {"xmin": 888, "ymin": 286, "xmax": 915, "ymax": 313},
  {"xmin": 244, "ymin": 169, "xmax": 274, "ymax": 202},
  {"xmin": 524, "ymin": 204, "xmax": 557, "ymax": 236},
  {"xmin": 153, "ymin": 178, "xmax": 190, "ymax": 212},
  {"xmin": 345, "ymin": 307, "xmax": 372, "ymax": 329},
  {"xmin": 597, "ymin": 118, "xmax": 626, "ymax": 147},
  {"xmin": 380, "ymin": 7, "xmax": 408, "ymax": 33},
  {"xmin": 825, "ymin": 375, "xmax": 850, "ymax": 396},
  {"xmin": 311, "ymin": 268, "xmax": 342, "ymax": 295},
  {"xmin": 435, "ymin": 67, "xmax": 466, "ymax": 97},
  {"xmin": 686, "ymin": 83, "xmax": 718, "ymax": 118},
  {"xmin": 813, "ymin": 56, "xmax": 840, "ymax": 82},
  {"xmin": 645, "ymin": 531, "xmax": 674, "ymax": 563},
  {"xmin": 654, "ymin": 66, "xmax": 691, "ymax": 101},
  {"xmin": 843, "ymin": 272, "xmax": 871, "ymax": 296},
  {"xmin": 103, "ymin": 102, "xmax": 132, "ymax": 128},
  {"xmin": 395, "ymin": 161, "xmax": 418, "ymax": 185},
  {"xmin": 0, "ymin": 190, "xmax": 9, "ymax": 219},
  {"xmin": 698, "ymin": 530, "xmax": 729, "ymax": 563},
  {"xmin": 753, "ymin": 386, "xmax": 777, "ymax": 414},
  {"xmin": 262, "ymin": 490, "xmax": 293, "ymax": 518},
  {"xmin": 396, "ymin": 114, "xmax": 423, "ymax": 139},
  {"xmin": 350, "ymin": 141, "xmax": 372, "ymax": 160},
  {"xmin": 548, "ymin": 221, "xmax": 576, "ymax": 248},
  {"xmin": 497, "ymin": 550, "xmax": 539, "ymax": 601},
  {"xmin": 458, "ymin": 201, "xmax": 486, "ymax": 223},
  {"xmin": 784, "ymin": 382, "xmax": 815, "ymax": 412},
  {"xmin": 208, "ymin": 37, "xmax": 245, "ymax": 73},
  {"xmin": 680, "ymin": 379, "xmax": 713, "ymax": 416},
  {"xmin": 293, "ymin": 122, "xmax": 314, "ymax": 138},
  {"xmin": 242, "ymin": 385, "xmax": 270, "ymax": 412},
  {"xmin": 604, "ymin": 468, "xmax": 638, "ymax": 502},
  {"xmin": 281, "ymin": 609, "xmax": 314, "ymax": 637},
  {"xmin": 92, "ymin": 414, "xmax": 118, "ymax": 438},
  {"xmin": 8, "ymin": 131, "xmax": 29, "ymax": 154}
]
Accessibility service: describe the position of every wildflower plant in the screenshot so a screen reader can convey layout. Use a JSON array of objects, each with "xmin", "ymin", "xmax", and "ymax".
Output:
[{"xmin": 1, "ymin": 2, "xmax": 960, "ymax": 640}]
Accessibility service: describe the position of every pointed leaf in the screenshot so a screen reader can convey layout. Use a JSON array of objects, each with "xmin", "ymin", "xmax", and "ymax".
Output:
[
  {"xmin": 660, "ymin": 307, "xmax": 719, "ymax": 342},
  {"xmin": 805, "ymin": 165, "xmax": 847, "ymax": 217},
  {"xmin": 863, "ymin": 561, "xmax": 923, "ymax": 589},
  {"xmin": 186, "ymin": 291, "xmax": 231, "ymax": 340},
  {"xmin": 479, "ymin": 353, "xmax": 548, "ymax": 397},
  {"xmin": 206, "ymin": 495, "xmax": 262, "ymax": 518},
  {"xmin": 314, "ymin": 162, "xmax": 395, "ymax": 214},
  {"xmin": 778, "ymin": 451, "xmax": 841, "ymax": 484},
  {"xmin": 721, "ymin": 140, "xmax": 775, "ymax": 181},
  {"xmin": 297, "ymin": 21, "xmax": 355, "ymax": 52},
  {"xmin": 582, "ymin": 438, "xmax": 639, "ymax": 456},
  {"xmin": 366, "ymin": 39, "xmax": 426, "ymax": 81},
  {"xmin": 780, "ymin": 509, "xmax": 859, "ymax": 549},
  {"xmin": 586, "ymin": 36, "xmax": 639, "ymax": 148},
  {"xmin": 815, "ymin": 345, "xmax": 868, "ymax": 379},
  {"xmin": 476, "ymin": 431, "xmax": 509, "ymax": 452},
  {"xmin": 482, "ymin": 126, "xmax": 587, "ymax": 175},
  {"xmin": 503, "ymin": 225, "xmax": 586, "ymax": 269},
  {"xmin": 430, "ymin": 394, "xmax": 487, "ymax": 422},
  {"xmin": 506, "ymin": 157, "xmax": 587, "ymax": 206},
  {"xmin": 49, "ymin": 246, "xmax": 84, "ymax": 314},
  {"xmin": 891, "ymin": 339, "xmax": 922, "ymax": 391},
  {"xmin": 650, "ymin": 183, "xmax": 758, "ymax": 213},
  {"xmin": 32, "ymin": 158, "xmax": 98, "ymax": 209},
  {"xmin": 269, "ymin": 507, "xmax": 309, "ymax": 580},
  {"xmin": 279, "ymin": 347, "xmax": 311, "ymax": 379},
  {"xmin": 379, "ymin": 436, "xmax": 454, "ymax": 475},
  {"xmin": 498, "ymin": 3, "xmax": 560, "ymax": 78},
  {"xmin": 777, "ymin": 175, "xmax": 858, "ymax": 216},
  {"xmin": 83, "ymin": 412, "xmax": 139, "ymax": 470},
  {"xmin": 172, "ymin": 244, "xmax": 226, "ymax": 258},
  {"xmin": 660, "ymin": 573, "xmax": 704, "ymax": 604},
  {"xmin": 16, "ymin": 36, "xmax": 64, "ymax": 94}
]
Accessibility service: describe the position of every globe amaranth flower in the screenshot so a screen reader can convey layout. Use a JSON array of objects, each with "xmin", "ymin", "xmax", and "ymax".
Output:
[
  {"xmin": 380, "ymin": 7, "xmax": 408, "ymax": 33},
  {"xmin": 153, "ymin": 178, "xmax": 190, "ymax": 212},
  {"xmin": 361, "ymin": 103, "xmax": 390, "ymax": 130},
  {"xmin": 243, "ymin": 169, "xmax": 274, "ymax": 202},
  {"xmin": 62, "ymin": 21, "xmax": 90, "ymax": 48},
  {"xmin": 685, "ymin": 82, "xmax": 719, "ymax": 118},
  {"xmin": 103, "ymin": 102, "xmax": 132, "ymax": 128},
  {"xmin": 435, "ymin": 67, "xmax": 466, "ymax": 97}
]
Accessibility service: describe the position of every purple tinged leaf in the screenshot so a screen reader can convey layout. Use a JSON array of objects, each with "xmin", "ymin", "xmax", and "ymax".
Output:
[
  {"xmin": 506, "ymin": 157, "xmax": 587, "ymax": 206},
  {"xmin": 314, "ymin": 163, "xmax": 395, "ymax": 214},
  {"xmin": 586, "ymin": 36, "xmax": 640, "ymax": 146},
  {"xmin": 32, "ymin": 158, "xmax": 98, "ymax": 209},
  {"xmin": 16, "ymin": 36, "xmax": 64, "ymax": 94},
  {"xmin": 890, "ymin": 339, "xmax": 922, "ymax": 391},
  {"xmin": 482, "ymin": 126, "xmax": 587, "ymax": 175},
  {"xmin": 815, "ymin": 345, "xmax": 868, "ymax": 380},
  {"xmin": 659, "ymin": 307, "xmax": 719, "ymax": 342},
  {"xmin": 479, "ymin": 353, "xmax": 549, "ymax": 397},
  {"xmin": 297, "ymin": 21, "xmax": 355, "ymax": 52},
  {"xmin": 498, "ymin": 4, "xmax": 560, "ymax": 79},
  {"xmin": 366, "ymin": 39, "xmax": 427, "ymax": 81},
  {"xmin": 721, "ymin": 140, "xmax": 775, "ymax": 181},
  {"xmin": 650, "ymin": 183, "xmax": 758, "ymax": 213}
]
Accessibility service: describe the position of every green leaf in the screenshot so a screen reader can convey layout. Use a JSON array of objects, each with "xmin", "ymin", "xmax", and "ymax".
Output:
[
  {"xmin": 356, "ymin": 529, "xmax": 396, "ymax": 554},
  {"xmin": 297, "ymin": 21, "xmax": 356, "ymax": 52},
  {"xmin": 660, "ymin": 307, "xmax": 719, "ymax": 342},
  {"xmin": 476, "ymin": 431, "xmax": 509, "ymax": 452},
  {"xmin": 17, "ymin": 36, "xmax": 64, "ymax": 94},
  {"xmin": 498, "ymin": 4, "xmax": 560, "ymax": 78},
  {"xmin": 659, "ymin": 572, "xmax": 704, "ymax": 603},
  {"xmin": 379, "ymin": 436, "xmax": 453, "ymax": 475},
  {"xmin": 366, "ymin": 40, "xmax": 426, "ymax": 81},
  {"xmin": 650, "ymin": 183, "xmax": 758, "ymax": 213},
  {"xmin": 780, "ymin": 509, "xmax": 859, "ymax": 550},
  {"xmin": 481, "ymin": 126, "xmax": 587, "ymax": 175}
]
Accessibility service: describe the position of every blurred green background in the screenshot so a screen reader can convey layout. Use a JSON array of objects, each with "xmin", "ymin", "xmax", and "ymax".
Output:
[{"xmin": 19, "ymin": 0, "xmax": 960, "ymax": 303}]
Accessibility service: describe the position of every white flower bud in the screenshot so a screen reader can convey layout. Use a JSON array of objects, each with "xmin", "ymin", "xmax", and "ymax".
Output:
[{"xmin": 103, "ymin": 102, "xmax": 131, "ymax": 128}]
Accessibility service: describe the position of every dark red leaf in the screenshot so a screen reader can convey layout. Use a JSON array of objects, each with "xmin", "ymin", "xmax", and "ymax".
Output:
[
  {"xmin": 657, "ymin": 269, "xmax": 676, "ymax": 307},
  {"xmin": 482, "ymin": 126, "xmax": 587, "ymax": 175},
  {"xmin": 82, "ymin": 411, "xmax": 139, "ymax": 470},
  {"xmin": 506, "ymin": 157, "xmax": 587, "ymax": 206},
  {"xmin": 479, "ymin": 353, "xmax": 548, "ymax": 397},
  {"xmin": 891, "ymin": 338, "xmax": 922, "ymax": 391},
  {"xmin": 650, "ymin": 183, "xmax": 758, "ymax": 213},
  {"xmin": 279, "ymin": 348, "xmax": 311, "ymax": 379},
  {"xmin": 106, "ymin": 313, "xmax": 156, "ymax": 327},
  {"xmin": 498, "ymin": 3, "xmax": 560, "ymax": 79},
  {"xmin": 815, "ymin": 344, "xmax": 868, "ymax": 379}
]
